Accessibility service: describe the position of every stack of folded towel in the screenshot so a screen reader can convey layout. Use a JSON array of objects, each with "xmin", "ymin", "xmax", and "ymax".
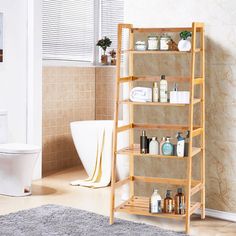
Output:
[{"xmin": 130, "ymin": 87, "xmax": 152, "ymax": 102}]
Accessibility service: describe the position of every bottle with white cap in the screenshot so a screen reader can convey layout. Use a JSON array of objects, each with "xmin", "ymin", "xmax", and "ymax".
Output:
[
  {"xmin": 149, "ymin": 137, "xmax": 159, "ymax": 155},
  {"xmin": 149, "ymin": 189, "xmax": 162, "ymax": 213}
]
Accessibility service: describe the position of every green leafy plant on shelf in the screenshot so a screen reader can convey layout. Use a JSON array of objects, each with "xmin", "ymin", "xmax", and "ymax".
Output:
[
  {"xmin": 180, "ymin": 31, "xmax": 192, "ymax": 40},
  {"xmin": 96, "ymin": 36, "xmax": 112, "ymax": 65},
  {"xmin": 178, "ymin": 31, "xmax": 192, "ymax": 52}
]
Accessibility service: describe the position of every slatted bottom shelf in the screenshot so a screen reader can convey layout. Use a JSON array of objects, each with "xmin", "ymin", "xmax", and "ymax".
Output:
[{"xmin": 115, "ymin": 196, "xmax": 201, "ymax": 220}]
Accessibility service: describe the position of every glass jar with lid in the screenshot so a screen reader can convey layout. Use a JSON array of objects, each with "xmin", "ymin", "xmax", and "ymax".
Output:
[
  {"xmin": 160, "ymin": 34, "xmax": 171, "ymax": 50},
  {"xmin": 147, "ymin": 36, "xmax": 158, "ymax": 50},
  {"xmin": 135, "ymin": 41, "xmax": 146, "ymax": 51}
]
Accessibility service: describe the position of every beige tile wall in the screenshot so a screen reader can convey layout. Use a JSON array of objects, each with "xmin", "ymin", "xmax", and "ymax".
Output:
[
  {"xmin": 95, "ymin": 67, "xmax": 116, "ymax": 120},
  {"xmin": 42, "ymin": 67, "xmax": 95, "ymax": 175}
]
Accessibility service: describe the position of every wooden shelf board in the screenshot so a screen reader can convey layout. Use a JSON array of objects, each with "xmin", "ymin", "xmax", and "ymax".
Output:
[
  {"xmin": 133, "ymin": 176, "xmax": 188, "ymax": 185},
  {"xmin": 119, "ymin": 99, "xmax": 188, "ymax": 106},
  {"xmin": 132, "ymin": 27, "xmax": 194, "ymax": 33},
  {"xmin": 133, "ymin": 123, "xmax": 199, "ymax": 130},
  {"xmin": 115, "ymin": 196, "xmax": 201, "ymax": 219},
  {"xmin": 118, "ymin": 76, "xmax": 204, "ymax": 84},
  {"xmin": 134, "ymin": 76, "xmax": 190, "ymax": 83},
  {"xmin": 118, "ymin": 76, "xmax": 191, "ymax": 83},
  {"xmin": 116, "ymin": 144, "xmax": 201, "ymax": 158},
  {"xmin": 121, "ymin": 49, "xmax": 201, "ymax": 54},
  {"xmin": 114, "ymin": 177, "xmax": 202, "ymax": 189},
  {"xmin": 131, "ymin": 27, "xmax": 202, "ymax": 33}
]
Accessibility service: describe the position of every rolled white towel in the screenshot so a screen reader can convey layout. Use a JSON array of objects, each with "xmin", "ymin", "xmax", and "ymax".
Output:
[{"xmin": 130, "ymin": 87, "xmax": 152, "ymax": 102}]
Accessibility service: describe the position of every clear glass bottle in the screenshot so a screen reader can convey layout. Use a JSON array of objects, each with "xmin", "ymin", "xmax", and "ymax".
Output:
[
  {"xmin": 149, "ymin": 137, "xmax": 159, "ymax": 155},
  {"xmin": 149, "ymin": 189, "xmax": 162, "ymax": 213}
]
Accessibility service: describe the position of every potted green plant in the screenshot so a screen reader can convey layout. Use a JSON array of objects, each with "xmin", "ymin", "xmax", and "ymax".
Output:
[
  {"xmin": 109, "ymin": 49, "xmax": 116, "ymax": 65},
  {"xmin": 96, "ymin": 36, "xmax": 112, "ymax": 64},
  {"xmin": 178, "ymin": 31, "xmax": 192, "ymax": 52}
]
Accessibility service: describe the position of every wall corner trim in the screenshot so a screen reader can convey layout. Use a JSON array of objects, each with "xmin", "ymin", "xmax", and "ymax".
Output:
[{"xmin": 196, "ymin": 208, "xmax": 236, "ymax": 222}]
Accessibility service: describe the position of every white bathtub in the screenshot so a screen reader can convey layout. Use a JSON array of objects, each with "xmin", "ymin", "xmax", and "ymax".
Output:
[{"xmin": 70, "ymin": 120, "xmax": 129, "ymax": 188}]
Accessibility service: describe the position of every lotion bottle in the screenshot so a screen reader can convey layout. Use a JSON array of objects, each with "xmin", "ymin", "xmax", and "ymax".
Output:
[
  {"xmin": 162, "ymin": 137, "xmax": 174, "ymax": 156},
  {"xmin": 152, "ymin": 82, "xmax": 159, "ymax": 102},
  {"xmin": 160, "ymin": 75, "xmax": 168, "ymax": 103},
  {"xmin": 149, "ymin": 137, "xmax": 159, "ymax": 155},
  {"xmin": 149, "ymin": 189, "xmax": 162, "ymax": 213},
  {"xmin": 160, "ymin": 137, "xmax": 166, "ymax": 155},
  {"xmin": 176, "ymin": 132, "xmax": 185, "ymax": 157}
]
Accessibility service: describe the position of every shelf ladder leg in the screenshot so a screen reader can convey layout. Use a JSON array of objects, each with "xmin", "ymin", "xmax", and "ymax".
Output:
[
  {"xmin": 200, "ymin": 25, "xmax": 206, "ymax": 220},
  {"xmin": 110, "ymin": 24, "xmax": 123, "ymax": 225},
  {"xmin": 129, "ymin": 28, "xmax": 134, "ymax": 198},
  {"xmin": 185, "ymin": 22, "xmax": 197, "ymax": 234}
]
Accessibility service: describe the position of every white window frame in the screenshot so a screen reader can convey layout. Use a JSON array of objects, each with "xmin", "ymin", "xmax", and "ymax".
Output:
[{"xmin": 42, "ymin": 0, "xmax": 123, "ymax": 65}]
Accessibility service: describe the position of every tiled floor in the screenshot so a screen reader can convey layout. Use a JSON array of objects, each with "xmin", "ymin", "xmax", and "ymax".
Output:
[{"xmin": 0, "ymin": 166, "xmax": 235, "ymax": 236}]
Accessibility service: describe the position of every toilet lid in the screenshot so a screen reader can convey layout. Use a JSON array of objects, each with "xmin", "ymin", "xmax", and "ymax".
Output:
[{"xmin": 0, "ymin": 143, "xmax": 41, "ymax": 154}]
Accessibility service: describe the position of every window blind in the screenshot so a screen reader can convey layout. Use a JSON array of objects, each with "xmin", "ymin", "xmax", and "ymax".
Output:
[
  {"xmin": 100, "ymin": 0, "xmax": 124, "ymax": 51},
  {"xmin": 42, "ymin": 0, "xmax": 94, "ymax": 62}
]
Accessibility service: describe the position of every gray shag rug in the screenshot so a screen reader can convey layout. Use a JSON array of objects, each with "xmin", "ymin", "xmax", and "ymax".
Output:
[{"xmin": 0, "ymin": 204, "xmax": 187, "ymax": 236}]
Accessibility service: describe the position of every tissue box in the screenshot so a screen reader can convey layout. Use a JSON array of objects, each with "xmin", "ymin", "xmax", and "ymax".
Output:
[{"xmin": 170, "ymin": 91, "xmax": 190, "ymax": 104}]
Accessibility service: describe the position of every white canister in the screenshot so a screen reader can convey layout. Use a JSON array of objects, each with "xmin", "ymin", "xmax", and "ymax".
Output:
[
  {"xmin": 148, "ymin": 36, "xmax": 158, "ymax": 50},
  {"xmin": 149, "ymin": 137, "xmax": 159, "ymax": 155}
]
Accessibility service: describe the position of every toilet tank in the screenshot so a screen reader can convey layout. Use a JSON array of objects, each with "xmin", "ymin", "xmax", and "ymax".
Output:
[{"xmin": 0, "ymin": 110, "xmax": 8, "ymax": 143}]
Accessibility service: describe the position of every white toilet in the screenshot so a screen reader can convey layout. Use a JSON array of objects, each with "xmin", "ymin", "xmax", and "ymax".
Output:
[{"xmin": 0, "ymin": 111, "xmax": 41, "ymax": 196}]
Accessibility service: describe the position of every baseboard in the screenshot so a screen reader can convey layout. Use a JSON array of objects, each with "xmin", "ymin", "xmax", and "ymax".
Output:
[{"xmin": 196, "ymin": 208, "xmax": 236, "ymax": 222}]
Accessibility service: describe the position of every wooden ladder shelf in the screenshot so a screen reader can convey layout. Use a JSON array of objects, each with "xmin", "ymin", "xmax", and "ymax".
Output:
[{"xmin": 110, "ymin": 22, "xmax": 205, "ymax": 234}]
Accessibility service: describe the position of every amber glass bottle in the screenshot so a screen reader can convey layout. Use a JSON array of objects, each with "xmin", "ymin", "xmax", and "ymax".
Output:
[
  {"xmin": 174, "ymin": 188, "xmax": 185, "ymax": 215},
  {"xmin": 164, "ymin": 190, "xmax": 173, "ymax": 213}
]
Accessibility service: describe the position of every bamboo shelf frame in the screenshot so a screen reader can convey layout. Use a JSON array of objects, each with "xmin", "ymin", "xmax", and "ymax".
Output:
[{"xmin": 110, "ymin": 22, "xmax": 205, "ymax": 234}]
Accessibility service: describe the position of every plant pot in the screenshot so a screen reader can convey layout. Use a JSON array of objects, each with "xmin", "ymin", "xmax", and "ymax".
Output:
[
  {"xmin": 101, "ymin": 55, "xmax": 108, "ymax": 65},
  {"xmin": 178, "ymin": 38, "xmax": 191, "ymax": 52},
  {"xmin": 111, "ymin": 58, "xmax": 116, "ymax": 65}
]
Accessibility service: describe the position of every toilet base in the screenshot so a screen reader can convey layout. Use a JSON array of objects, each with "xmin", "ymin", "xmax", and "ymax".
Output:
[
  {"xmin": 0, "ymin": 186, "xmax": 32, "ymax": 197},
  {"xmin": 0, "ymin": 151, "xmax": 40, "ymax": 197},
  {"xmin": 0, "ymin": 192, "xmax": 32, "ymax": 197}
]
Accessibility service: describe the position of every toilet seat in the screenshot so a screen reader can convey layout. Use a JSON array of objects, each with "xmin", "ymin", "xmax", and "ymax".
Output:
[{"xmin": 0, "ymin": 143, "xmax": 40, "ymax": 154}]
